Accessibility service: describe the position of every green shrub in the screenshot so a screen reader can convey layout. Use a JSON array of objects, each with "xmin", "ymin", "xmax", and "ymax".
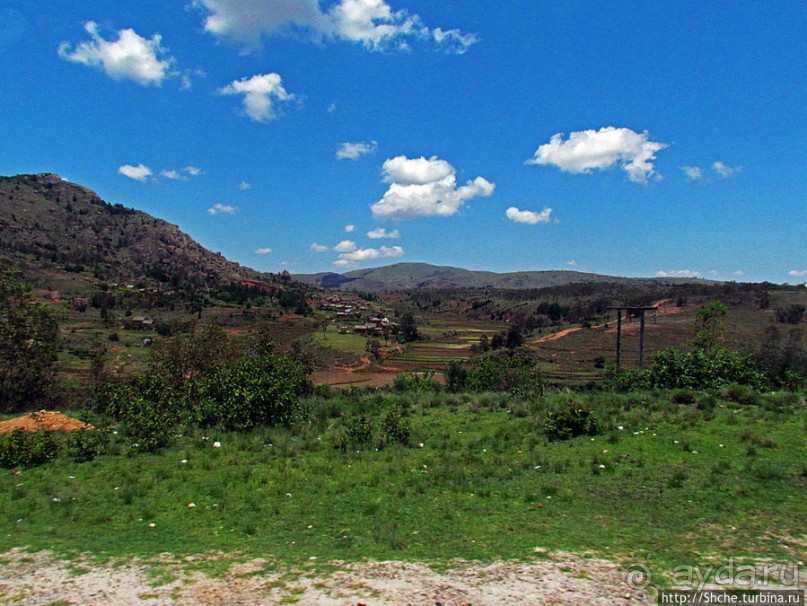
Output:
[
  {"xmin": 465, "ymin": 350, "xmax": 545, "ymax": 396},
  {"xmin": 199, "ymin": 353, "xmax": 313, "ymax": 430},
  {"xmin": 393, "ymin": 371, "xmax": 442, "ymax": 393},
  {"xmin": 671, "ymin": 390, "xmax": 697, "ymax": 404},
  {"xmin": 379, "ymin": 407, "xmax": 411, "ymax": 447},
  {"xmin": 93, "ymin": 377, "xmax": 184, "ymax": 452},
  {"xmin": 68, "ymin": 429, "xmax": 109, "ymax": 463},
  {"xmin": 347, "ymin": 416, "xmax": 374, "ymax": 445},
  {"xmin": 543, "ymin": 402, "xmax": 600, "ymax": 441},
  {"xmin": 0, "ymin": 430, "xmax": 61, "ymax": 468},
  {"xmin": 612, "ymin": 347, "xmax": 767, "ymax": 392},
  {"xmin": 722, "ymin": 383, "xmax": 758, "ymax": 405},
  {"xmin": 445, "ymin": 361, "xmax": 468, "ymax": 393}
]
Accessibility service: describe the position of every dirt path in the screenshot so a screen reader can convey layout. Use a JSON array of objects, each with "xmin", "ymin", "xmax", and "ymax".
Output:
[
  {"xmin": 533, "ymin": 299, "xmax": 685, "ymax": 345},
  {"xmin": 0, "ymin": 549, "xmax": 654, "ymax": 605}
]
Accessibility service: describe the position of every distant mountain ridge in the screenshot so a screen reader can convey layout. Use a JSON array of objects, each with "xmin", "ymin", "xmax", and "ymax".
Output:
[
  {"xmin": 0, "ymin": 173, "xmax": 275, "ymax": 290},
  {"xmin": 295, "ymin": 262, "xmax": 710, "ymax": 292}
]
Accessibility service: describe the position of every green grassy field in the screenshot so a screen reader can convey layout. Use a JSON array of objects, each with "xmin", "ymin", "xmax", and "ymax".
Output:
[{"xmin": 1, "ymin": 389, "xmax": 804, "ymax": 585}]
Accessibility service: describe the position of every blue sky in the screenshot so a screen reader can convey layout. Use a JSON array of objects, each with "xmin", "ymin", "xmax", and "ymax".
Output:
[{"xmin": 1, "ymin": 1, "xmax": 805, "ymax": 283}]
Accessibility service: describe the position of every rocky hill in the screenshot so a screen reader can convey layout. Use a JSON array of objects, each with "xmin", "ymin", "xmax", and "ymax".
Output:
[
  {"xmin": 295, "ymin": 262, "xmax": 709, "ymax": 292},
  {"xmin": 0, "ymin": 173, "xmax": 273, "ymax": 292}
]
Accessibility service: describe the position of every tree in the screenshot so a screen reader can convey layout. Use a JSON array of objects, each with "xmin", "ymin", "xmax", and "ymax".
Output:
[
  {"xmin": 0, "ymin": 267, "xmax": 60, "ymax": 412},
  {"xmin": 399, "ymin": 312, "xmax": 419, "ymax": 342},
  {"xmin": 505, "ymin": 324, "xmax": 524, "ymax": 349},
  {"xmin": 691, "ymin": 301, "xmax": 728, "ymax": 353}
]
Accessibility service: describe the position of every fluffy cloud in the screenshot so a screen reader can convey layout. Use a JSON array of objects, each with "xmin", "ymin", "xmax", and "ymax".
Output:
[
  {"xmin": 118, "ymin": 164, "xmax": 152, "ymax": 181},
  {"xmin": 432, "ymin": 27, "xmax": 479, "ymax": 55},
  {"xmin": 527, "ymin": 127, "xmax": 667, "ymax": 184},
  {"xmin": 713, "ymin": 161, "xmax": 741, "ymax": 178},
  {"xmin": 344, "ymin": 224, "xmax": 355, "ymax": 232},
  {"xmin": 788, "ymin": 270, "xmax": 807, "ymax": 278},
  {"xmin": 682, "ymin": 166, "xmax": 703, "ymax": 180},
  {"xmin": 371, "ymin": 155, "xmax": 495, "ymax": 220},
  {"xmin": 333, "ymin": 240, "xmax": 358, "ymax": 253},
  {"xmin": 160, "ymin": 169, "xmax": 185, "ymax": 181},
  {"xmin": 310, "ymin": 242, "xmax": 329, "ymax": 252},
  {"xmin": 567, "ymin": 260, "xmax": 577, "ymax": 266},
  {"xmin": 367, "ymin": 228, "xmax": 400, "ymax": 239},
  {"xmin": 207, "ymin": 203, "xmax": 238, "ymax": 215},
  {"xmin": 218, "ymin": 73, "xmax": 295, "ymax": 123},
  {"xmin": 656, "ymin": 270, "xmax": 700, "ymax": 278},
  {"xmin": 336, "ymin": 140, "xmax": 378, "ymax": 160},
  {"xmin": 238, "ymin": 181, "xmax": 252, "ymax": 190},
  {"xmin": 254, "ymin": 247, "xmax": 272, "ymax": 255},
  {"xmin": 336, "ymin": 245, "xmax": 404, "ymax": 265},
  {"xmin": 160, "ymin": 166, "xmax": 202, "ymax": 181},
  {"xmin": 58, "ymin": 22, "xmax": 174, "ymax": 86},
  {"xmin": 505, "ymin": 207, "xmax": 552, "ymax": 225},
  {"xmin": 194, "ymin": 0, "xmax": 476, "ymax": 53}
]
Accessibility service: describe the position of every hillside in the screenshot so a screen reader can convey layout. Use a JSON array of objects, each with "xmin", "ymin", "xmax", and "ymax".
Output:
[
  {"xmin": 295, "ymin": 262, "xmax": 709, "ymax": 292},
  {"xmin": 0, "ymin": 173, "xmax": 273, "ymax": 292}
]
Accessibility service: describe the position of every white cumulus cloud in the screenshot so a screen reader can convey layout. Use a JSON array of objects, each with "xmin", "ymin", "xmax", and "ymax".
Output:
[
  {"xmin": 371, "ymin": 155, "xmax": 495, "ymax": 220},
  {"xmin": 207, "ymin": 203, "xmax": 238, "ymax": 215},
  {"xmin": 333, "ymin": 240, "xmax": 358, "ymax": 253},
  {"xmin": 254, "ymin": 247, "xmax": 272, "ymax": 255},
  {"xmin": 344, "ymin": 224, "xmax": 355, "ymax": 232},
  {"xmin": 713, "ymin": 161, "xmax": 741, "ymax": 178},
  {"xmin": 160, "ymin": 169, "xmax": 186, "ymax": 181},
  {"xmin": 310, "ymin": 242, "xmax": 329, "ymax": 252},
  {"xmin": 58, "ymin": 21, "xmax": 174, "ymax": 86},
  {"xmin": 506, "ymin": 207, "xmax": 553, "ymax": 225},
  {"xmin": 193, "ymin": 0, "xmax": 476, "ymax": 53},
  {"xmin": 656, "ymin": 270, "xmax": 700, "ymax": 278},
  {"xmin": 367, "ymin": 228, "xmax": 400, "ymax": 239},
  {"xmin": 788, "ymin": 269, "xmax": 807, "ymax": 278},
  {"xmin": 218, "ymin": 73, "xmax": 295, "ymax": 123},
  {"xmin": 682, "ymin": 166, "xmax": 703, "ymax": 180},
  {"xmin": 238, "ymin": 181, "xmax": 252, "ymax": 190},
  {"xmin": 159, "ymin": 166, "xmax": 202, "ymax": 181},
  {"xmin": 118, "ymin": 164, "xmax": 152, "ymax": 181},
  {"xmin": 336, "ymin": 245, "xmax": 404, "ymax": 265},
  {"xmin": 527, "ymin": 127, "xmax": 667, "ymax": 184},
  {"xmin": 336, "ymin": 140, "xmax": 378, "ymax": 160}
]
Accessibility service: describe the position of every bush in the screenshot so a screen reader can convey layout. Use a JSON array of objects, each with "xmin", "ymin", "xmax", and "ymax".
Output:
[
  {"xmin": 612, "ymin": 347, "xmax": 767, "ymax": 392},
  {"xmin": 721, "ymin": 383, "xmax": 758, "ymax": 405},
  {"xmin": 93, "ymin": 377, "xmax": 185, "ymax": 452},
  {"xmin": 68, "ymin": 429, "xmax": 109, "ymax": 463},
  {"xmin": 393, "ymin": 371, "xmax": 442, "ymax": 393},
  {"xmin": 379, "ymin": 407, "xmax": 411, "ymax": 447},
  {"xmin": 445, "ymin": 361, "xmax": 468, "ymax": 393},
  {"xmin": 199, "ymin": 353, "xmax": 313, "ymax": 430},
  {"xmin": 0, "ymin": 430, "xmax": 61, "ymax": 468},
  {"xmin": 543, "ymin": 402, "xmax": 600, "ymax": 441},
  {"xmin": 465, "ymin": 350, "xmax": 545, "ymax": 396}
]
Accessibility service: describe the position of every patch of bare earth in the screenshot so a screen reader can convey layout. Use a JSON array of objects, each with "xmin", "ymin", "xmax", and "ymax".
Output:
[
  {"xmin": 0, "ymin": 549, "xmax": 657, "ymax": 605},
  {"xmin": 0, "ymin": 411, "xmax": 92, "ymax": 434}
]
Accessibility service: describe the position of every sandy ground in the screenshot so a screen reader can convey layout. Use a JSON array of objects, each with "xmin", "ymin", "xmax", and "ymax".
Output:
[{"xmin": 0, "ymin": 549, "xmax": 655, "ymax": 605}]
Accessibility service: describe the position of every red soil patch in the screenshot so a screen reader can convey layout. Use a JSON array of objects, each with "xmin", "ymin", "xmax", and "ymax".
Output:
[{"xmin": 0, "ymin": 411, "xmax": 93, "ymax": 434}]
